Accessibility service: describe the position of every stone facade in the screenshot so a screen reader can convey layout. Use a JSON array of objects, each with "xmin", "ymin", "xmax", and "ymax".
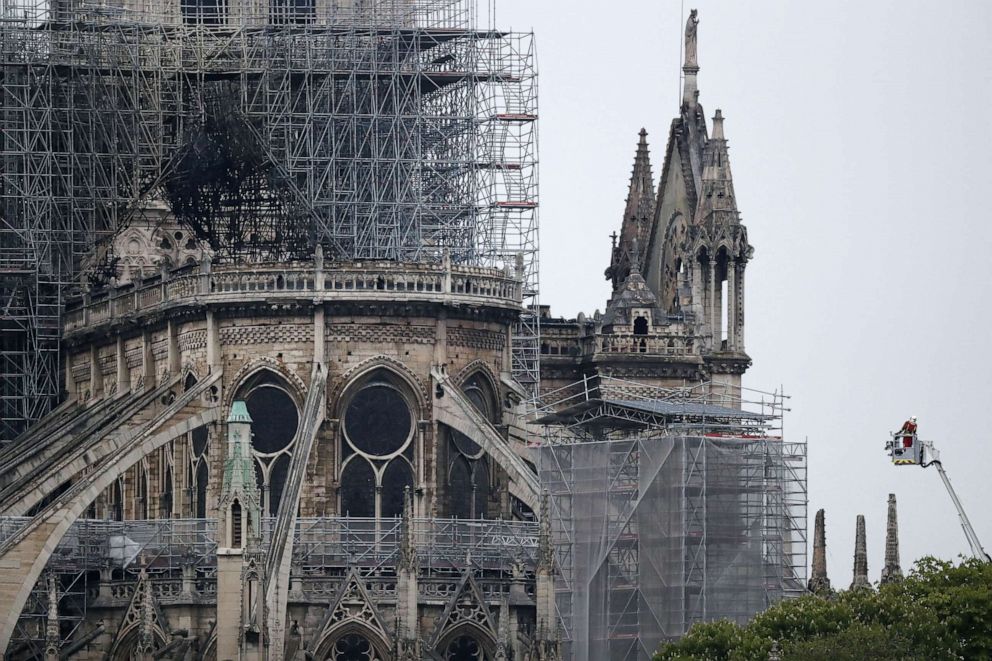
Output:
[{"xmin": 0, "ymin": 254, "xmax": 554, "ymax": 660}]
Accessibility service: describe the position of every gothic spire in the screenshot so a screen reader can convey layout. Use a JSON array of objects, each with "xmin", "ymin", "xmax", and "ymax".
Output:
[
  {"xmin": 625, "ymin": 129, "xmax": 655, "ymax": 225},
  {"xmin": 222, "ymin": 402, "xmax": 258, "ymax": 500},
  {"xmin": 808, "ymin": 509, "xmax": 831, "ymax": 594},
  {"xmin": 881, "ymin": 494, "xmax": 903, "ymax": 584},
  {"xmin": 695, "ymin": 109, "xmax": 739, "ymax": 226},
  {"xmin": 851, "ymin": 514, "xmax": 870, "ymax": 590},
  {"xmin": 606, "ymin": 129, "xmax": 656, "ymax": 291}
]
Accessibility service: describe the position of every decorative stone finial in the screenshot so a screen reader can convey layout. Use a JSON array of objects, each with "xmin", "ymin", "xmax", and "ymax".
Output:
[
  {"xmin": 712, "ymin": 109, "xmax": 725, "ymax": 140},
  {"xmin": 851, "ymin": 514, "xmax": 870, "ymax": 590},
  {"xmin": 880, "ymin": 494, "xmax": 903, "ymax": 584},
  {"xmin": 808, "ymin": 508, "xmax": 831, "ymax": 593}
]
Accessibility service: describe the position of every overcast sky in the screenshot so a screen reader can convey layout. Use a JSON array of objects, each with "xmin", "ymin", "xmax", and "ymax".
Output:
[{"xmin": 493, "ymin": 0, "xmax": 992, "ymax": 583}]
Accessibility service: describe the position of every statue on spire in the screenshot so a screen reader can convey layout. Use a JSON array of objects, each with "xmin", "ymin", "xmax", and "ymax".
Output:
[{"xmin": 685, "ymin": 9, "xmax": 699, "ymax": 68}]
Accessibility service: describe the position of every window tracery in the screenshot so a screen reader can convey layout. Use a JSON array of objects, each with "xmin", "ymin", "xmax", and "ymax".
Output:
[
  {"xmin": 447, "ymin": 372, "xmax": 497, "ymax": 519},
  {"xmin": 339, "ymin": 371, "xmax": 417, "ymax": 518},
  {"xmin": 187, "ymin": 426, "xmax": 210, "ymax": 518},
  {"xmin": 236, "ymin": 372, "xmax": 301, "ymax": 517}
]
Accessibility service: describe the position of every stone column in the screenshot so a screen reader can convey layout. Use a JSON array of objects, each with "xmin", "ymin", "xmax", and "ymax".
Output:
[
  {"xmin": 851, "ymin": 514, "xmax": 870, "ymax": 589},
  {"xmin": 880, "ymin": 494, "xmax": 902, "ymax": 584},
  {"xmin": 167, "ymin": 320, "xmax": 181, "ymax": 377},
  {"xmin": 89, "ymin": 345, "xmax": 102, "ymax": 399},
  {"xmin": 141, "ymin": 332, "xmax": 156, "ymax": 388},
  {"xmin": 116, "ymin": 336, "xmax": 129, "ymax": 394},
  {"xmin": 708, "ymin": 260, "xmax": 717, "ymax": 348},
  {"xmin": 808, "ymin": 508, "xmax": 831, "ymax": 593},
  {"xmin": 737, "ymin": 264, "xmax": 746, "ymax": 351},
  {"xmin": 206, "ymin": 310, "xmax": 221, "ymax": 374},
  {"xmin": 726, "ymin": 259, "xmax": 737, "ymax": 351}
]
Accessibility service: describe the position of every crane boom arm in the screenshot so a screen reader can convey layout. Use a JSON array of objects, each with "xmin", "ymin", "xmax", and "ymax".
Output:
[{"xmin": 922, "ymin": 441, "xmax": 991, "ymax": 563}]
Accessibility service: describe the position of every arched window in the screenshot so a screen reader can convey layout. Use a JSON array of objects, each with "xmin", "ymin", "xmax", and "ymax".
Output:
[
  {"xmin": 340, "ymin": 458, "xmax": 376, "ymax": 518},
  {"xmin": 326, "ymin": 632, "xmax": 378, "ymax": 661},
  {"xmin": 231, "ymin": 499, "xmax": 243, "ymax": 548},
  {"xmin": 446, "ymin": 372, "xmax": 497, "ymax": 519},
  {"xmin": 162, "ymin": 465, "xmax": 174, "ymax": 519},
  {"xmin": 444, "ymin": 634, "xmax": 487, "ymax": 661},
  {"xmin": 110, "ymin": 478, "xmax": 124, "ymax": 521},
  {"xmin": 236, "ymin": 372, "xmax": 301, "ymax": 517},
  {"xmin": 339, "ymin": 370, "xmax": 417, "ymax": 519},
  {"xmin": 137, "ymin": 463, "xmax": 149, "ymax": 519},
  {"xmin": 633, "ymin": 316, "xmax": 649, "ymax": 336},
  {"xmin": 188, "ymin": 426, "xmax": 210, "ymax": 518}
]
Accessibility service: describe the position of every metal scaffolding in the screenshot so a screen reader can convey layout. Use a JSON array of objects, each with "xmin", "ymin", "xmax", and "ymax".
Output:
[
  {"xmin": 0, "ymin": 515, "xmax": 539, "ymax": 656},
  {"xmin": 0, "ymin": 0, "xmax": 539, "ymax": 440},
  {"xmin": 538, "ymin": 381, "xmax": 807, "ymax": 661}
]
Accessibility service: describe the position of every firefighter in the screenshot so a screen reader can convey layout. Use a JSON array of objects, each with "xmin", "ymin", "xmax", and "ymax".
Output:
[{"xmin": 898, "ymin": 416, "xmax": 918, "ymax": 448}]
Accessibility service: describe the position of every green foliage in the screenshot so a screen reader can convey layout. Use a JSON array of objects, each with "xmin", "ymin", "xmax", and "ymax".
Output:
[{"xmin": 653, "ymin": 557, "xmax": 992, "ymax": 661}]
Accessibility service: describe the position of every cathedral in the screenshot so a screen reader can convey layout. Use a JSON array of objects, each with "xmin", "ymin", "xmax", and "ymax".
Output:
[{"xmin": 0, "ymin": 3, "xmax": 805, "ymax": 661}]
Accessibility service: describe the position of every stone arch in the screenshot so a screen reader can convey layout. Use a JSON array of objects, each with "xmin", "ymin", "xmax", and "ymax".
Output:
[
  {"xmin": 453, "ymin": 359, "xmax": 499, "ymax": 394},
  {"xmin": 434, "ymin": 623, "xmax": 499, "ymax": 661},
  {"xmin": 108, "ymin": 625, "xmax": 169, "ymax": 660},
  {"xmin": 454, "ymin": 361, "xmax": 500, "ymax": 423},
  {"xmin": 331, "ymin": 355, "xmax": 428, "ymax": 419},
  {"xmin": 312, "ymin": 621, "xmax": 392, "ymax": 661},
  {"xmin": 226, "ymin": 357, "xmax": 307, "ymax": 411},
  {"xmin": 0, "ymin": 404, "xmax": 222, "ymax": 651}
]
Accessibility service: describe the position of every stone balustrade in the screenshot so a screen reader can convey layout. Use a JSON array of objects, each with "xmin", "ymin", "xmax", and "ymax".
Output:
[
  {"xmin": 63, "ymin": 261, "xmax": 522, "ymax": 336},
  {"xmin": 593, "ymin": 334, "xmax": 698, "ymax": 358},
  {"xmin": 540, "ymin": 333, "xmax": 699, "ymax": 359}
]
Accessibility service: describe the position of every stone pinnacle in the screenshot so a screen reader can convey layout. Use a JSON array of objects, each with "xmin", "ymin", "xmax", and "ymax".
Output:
[
  {"xmin": 808, "ymin": 508, "xmax": 831, "ymax": 593},
  {"xmin": 851, "ymin": 514, "xmax": 870, "ymax": 589},
  {"xmin": 880, "ymin": 493, "xmax": 903, "ymax": 584}
]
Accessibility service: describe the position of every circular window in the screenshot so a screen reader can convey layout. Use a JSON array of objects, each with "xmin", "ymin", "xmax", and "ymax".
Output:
[
  {"xmin": 245, "ymin": 385, "xmax": 299, "ymax": 455},
  {"xmin": 344, "ymin": 383, "xmax": 413, "ymax": 457},
  {"xmin": 451, "ymin": 430, "xmax": 483, "ymax": 458}
]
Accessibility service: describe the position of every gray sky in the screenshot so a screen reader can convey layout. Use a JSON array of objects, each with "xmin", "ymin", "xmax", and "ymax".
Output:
[{"xmin": 495, "ymin": 0, "xmax": 992, "ymax": 582}]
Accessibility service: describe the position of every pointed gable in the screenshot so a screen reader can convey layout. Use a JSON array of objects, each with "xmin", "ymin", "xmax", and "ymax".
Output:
[{"xmin": 428, "ymin": 570, "xmax": 498, "ymax": 647}]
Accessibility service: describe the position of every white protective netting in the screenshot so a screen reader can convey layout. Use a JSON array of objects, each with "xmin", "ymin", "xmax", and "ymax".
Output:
[{"xmin": 540, "ymin": 434, "xmax": 807, "ymax": 661}]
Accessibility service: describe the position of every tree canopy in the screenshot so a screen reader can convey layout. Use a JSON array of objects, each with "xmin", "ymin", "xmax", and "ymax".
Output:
[{"xmin": 654, "ymin": 557, "xmax": 992, "ymax": 661}]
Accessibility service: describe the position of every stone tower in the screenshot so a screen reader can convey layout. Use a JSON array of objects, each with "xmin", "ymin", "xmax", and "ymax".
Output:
[{"xmin": 881, "ymin": 493, "xmax": 903, "ymax": 584}]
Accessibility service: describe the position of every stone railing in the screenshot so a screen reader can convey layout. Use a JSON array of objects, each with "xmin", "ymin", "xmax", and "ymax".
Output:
[
  {"xmin": 63, "ymin": 261, "xmax": 522, "ymax": 335},
  {"xmin": 588, "ymin": 333, "xmax": 699, "ymax": 358}
]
